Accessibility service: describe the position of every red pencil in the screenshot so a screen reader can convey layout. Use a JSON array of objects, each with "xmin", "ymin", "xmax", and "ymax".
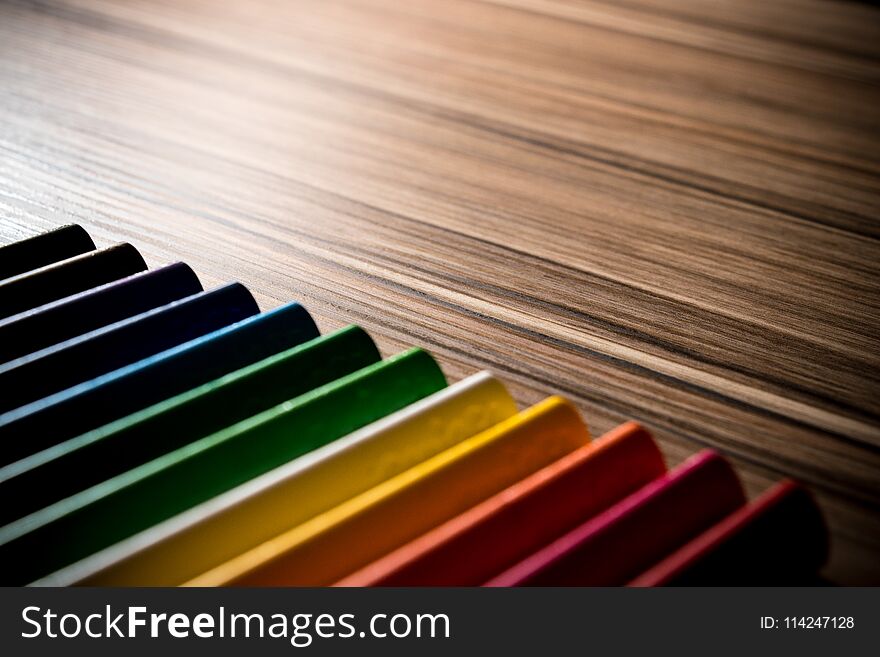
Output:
[
  {"xmin": 629, "ymin": 480, "xmax": 828, "ymax": 586},
  {"xmin": 486, "ymin": 450, "xmax": 746, "ymax": 586},
  {"xmin": 338, "ymin": 421, "xmax": 665, "ymax": 586}
]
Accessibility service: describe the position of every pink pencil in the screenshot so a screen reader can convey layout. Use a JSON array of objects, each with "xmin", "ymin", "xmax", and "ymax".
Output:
[
  {"xmin": 486, "ymin": 450, "xmax": 745, "ymax": 586},
  {"xmin": 629, "ymin": 480, "xmax": 828, "ymax": 586}
]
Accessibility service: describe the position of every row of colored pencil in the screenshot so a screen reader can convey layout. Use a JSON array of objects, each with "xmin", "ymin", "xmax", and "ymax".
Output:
[{"xmin": 0, "ymin": 225, "xmax": 829, "ymax": 586}]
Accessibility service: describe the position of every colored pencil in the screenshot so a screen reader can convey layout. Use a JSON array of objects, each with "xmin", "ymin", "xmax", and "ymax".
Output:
[
  {"xmin": 0, "ymin": 302, "xmax": 319, "ymax": 466},
  {"xmin": 0, "ymin": 325, "xmax": 380, "ymax": 525},
  {"xmin": 0, "ymin": 283, "xmax": 258, "ymax": 414},
  {"xmin": 339, "ymin": 421, "xmax": 666, "ymax": 586},
  {"xmin": 190, "ymin": 396, "xmax": 590, "ymax": 587},
  {"xmin": 0, "ymin": 244, "xmax": 146, "ymax": 320},
  {"xmin": 0, "ymin": 349, "xmax": 445, "ymax": 585},
  {"xmin": 0, "ymin": 263, "xmax": 202, "ymax": 364},
  {"xmin": 42, "ymin": 371, "xmax": 516, "ymax": 586},
  {"xmin": 629, "ymin": 480, "xmax": 828, "ymax": 586},
  {"xmin": 0, "ymin": 225, "xmax": 95, "ymax": 282},
  {"xmin": 486, "ymin": 450, "xmax": 746, "ymax": 586}
]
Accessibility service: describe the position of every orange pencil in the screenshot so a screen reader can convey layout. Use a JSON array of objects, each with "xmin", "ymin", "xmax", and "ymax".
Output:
[
  {"xmin": 189, "ymin": 397, "xmax": 589, "ymax": 586},
  {"xmin": 337, "ymin": 422, "xmax": 665, "ymax": 586}
]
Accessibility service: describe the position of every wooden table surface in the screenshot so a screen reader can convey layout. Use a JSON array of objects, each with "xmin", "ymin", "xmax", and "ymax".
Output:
[{"xmin": 1, "ymin": 0, "xmax": 878, "ymax": 584}]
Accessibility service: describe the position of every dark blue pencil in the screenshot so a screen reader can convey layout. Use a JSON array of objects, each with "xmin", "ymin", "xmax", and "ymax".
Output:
[
  {"xmin": 0, "ymin": 225, "xmax": 95, "ymax": 282},
  {"xmin": 0, "ymin": 244, "xmax": 147, "ymax": 320},
  {"xmin": 0, "ymin": 283, "xmax": 258, "ymax": 414},
  {"xmin": 0, "ymin": 263, "xmax": 203, "ymax": 365},
  {"xmin": 0, "ymin": 302, "xmax": 319, "ymax": 466}
]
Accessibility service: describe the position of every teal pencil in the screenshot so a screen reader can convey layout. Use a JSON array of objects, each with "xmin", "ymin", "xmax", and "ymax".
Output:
[
  {"xmin": 0, "ymin": 325, "xmax": 380, "ymax": 525},
  {"xmin": 0, "ymin": 349, "xmax": 447, "ymax": 584}
]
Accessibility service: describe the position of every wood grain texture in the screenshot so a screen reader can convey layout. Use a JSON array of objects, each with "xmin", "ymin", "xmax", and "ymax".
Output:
[{"xmin": 0, "ymin": 0, "xmax": 878, "ymax": 583}]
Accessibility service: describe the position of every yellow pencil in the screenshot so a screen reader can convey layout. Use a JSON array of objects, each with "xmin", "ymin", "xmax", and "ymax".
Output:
[
  {"xmin": 40, "ymin": 371, "xmax": 516, "ymax": 586},
  {"xmin": 189, "ymin": 396, "xmax": 589, "ymax": 587}
]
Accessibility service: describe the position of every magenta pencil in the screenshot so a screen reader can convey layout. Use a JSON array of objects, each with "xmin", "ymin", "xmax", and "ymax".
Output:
[
  {"xmin": 486, "ymin": 450, "xmax": 745, "ymax": 587},
  {"xmin": 629, "ymin": 480, "xmax": 828, "ymax": 586}
]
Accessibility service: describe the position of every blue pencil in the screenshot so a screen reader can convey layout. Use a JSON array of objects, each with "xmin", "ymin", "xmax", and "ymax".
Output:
[
  {"xmin": 0, "ymin": 302, "xmax": 319, "ymax": 466},
  {"xmin": 0, "ymin": 283, "xmax": 258, "ymax": 414}
]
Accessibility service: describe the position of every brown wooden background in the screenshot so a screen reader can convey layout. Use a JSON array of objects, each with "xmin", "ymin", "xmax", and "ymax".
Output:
[{"xmin": 1, "ymin": 0, "xmax": 878, "ymax": 584}]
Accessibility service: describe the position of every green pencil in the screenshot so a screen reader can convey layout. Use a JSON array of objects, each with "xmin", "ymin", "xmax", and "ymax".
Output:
[
  {"xmin": 0, "ymin": 348, "xmax": 446, "ymax": 584},
  {"xmin": 0, "ymin": 325, "xmax": 381, "ymax": 526}
]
